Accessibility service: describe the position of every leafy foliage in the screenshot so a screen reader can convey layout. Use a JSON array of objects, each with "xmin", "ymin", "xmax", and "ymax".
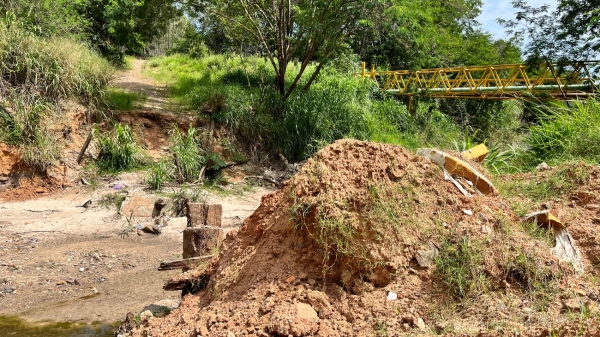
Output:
[{"xmin": 95, "ymin": 123, "xmax": 140, "ymax": 172}]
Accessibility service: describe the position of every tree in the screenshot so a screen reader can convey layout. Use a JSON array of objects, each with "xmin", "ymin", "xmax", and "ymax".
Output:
[
  {"xmin": 83, "ymin": 0, "xmax": 180, "ymax": 63},
  {"xmin": 352, "ymin": 0, "xmax": 484, "ymax": 70},
  {"xmin": 498, "ymin": 0, "xmax": 599, "ymax": 63},
  {"xmin": 191, "ymin": 0, "xmax": 375, "ymax": 100}
]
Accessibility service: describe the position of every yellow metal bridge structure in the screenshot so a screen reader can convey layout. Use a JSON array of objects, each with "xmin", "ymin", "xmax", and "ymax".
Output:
[{"xmin": 358, "ymin": 61, "xmax": 600, "ymax": 100}]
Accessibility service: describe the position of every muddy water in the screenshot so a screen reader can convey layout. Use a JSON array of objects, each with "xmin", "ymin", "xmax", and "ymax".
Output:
[{"xmin": 0, "ymin": 316, "xmax": 117, "ymax": 337}]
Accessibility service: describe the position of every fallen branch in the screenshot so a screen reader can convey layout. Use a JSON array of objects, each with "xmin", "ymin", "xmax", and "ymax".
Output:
[
  {"xmin": 24, "ymin": 209, "xmax": 61, "ymax": 213},
  {"xmin": 77, "ymin": 131, "xmax": 93, "ymax": 165},
  {"xmin": 158, "ymin": 255, "xmax": 213, "ymax": 271},
  {"xmin": 14, "ymin": 230, "xmax": 65, "ymax": 234}
]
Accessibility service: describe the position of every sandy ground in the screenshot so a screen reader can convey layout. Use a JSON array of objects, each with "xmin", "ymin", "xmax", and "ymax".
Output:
[
  {"xmin": 0, "ymin": 59, "xmax": 275, "ymax": 324},
  {"xmin": 0, "ymin": 173, "xmax": 272, "ymax": 323}
]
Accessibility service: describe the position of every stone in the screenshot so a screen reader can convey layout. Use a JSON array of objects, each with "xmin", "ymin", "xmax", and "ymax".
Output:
[
  {"xmin": 186, "ymin": 203, "xmax": 223, "ymax": 228},
  {"xmin": 562, "ymin": 298, "xmax": 582, "ymax": 312},
  {"xmin": 305, "ymin": 290, "xmax": 332, "ymax": 319},
  {"xmin": 401, "ymin": 315, "xmax": 415, "ymax": 324},
  {"xmin": 586, "ymin": 204, "xmax": 600, "ymax": 210},
  {"xmin": 152, "ymin": 199, "xmax": 168, "ymax": 218},
  {"xmin": 480, "ymin": 225, "xmax": 492, "ymax": 234},
  {"xmin": 142, "ymin": 223, "xmax": 161, "ymax": 235},
  {"xmin": 415, "ymin": 242, "xmax": 439, "ymax": 268},
  {"xmin": 139, "ymin": 310, "xmax": 153, "ymax": 321},
  {"xmin": 182, "ymin": 227, "xmax": 223, "ymax": 259},
  {"xmin": 120, "ymin": 193, "xmax": 155, "ymax": 218},
  {"xmin": 415, "ymin": 318, "xmax": 427, "ymax": 332},
  {"xmin": 536, "ymin": 162, "xmax": 550, "ymax": 171},
  {"xmin": 268, "ymin": 303, "xmax": 319, "ymax": 337},
  {"xmin": 286, "ymin": 276, "xmax": 296, "ymax": 283}
]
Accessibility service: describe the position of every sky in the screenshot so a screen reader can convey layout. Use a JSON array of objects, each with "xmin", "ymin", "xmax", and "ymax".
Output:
[{"xmin": 478, "ymin": 0, "xmax": 557, "ymax": 39}]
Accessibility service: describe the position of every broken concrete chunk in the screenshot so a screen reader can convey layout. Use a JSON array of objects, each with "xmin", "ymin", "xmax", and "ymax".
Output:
[
  {"xmin": 416, "ymin": 148, "xmax": 497, "ymax": 195},
  {"xmin": 523, "ymin": 210, "xmax": 566, "ymax": 230},
  {"xmin": 142, "ymin": 223, "xmax": 161, "ymax": 235},
  {"xmin": 120, "ymin": 193, "xmax": 154, "ymax": 218},
  {"xmin": 461, "ymin": 143, "xmax": 489, "ymax": 162},
  {"xmin": 553, "ymin": 229, "xmax": 584, "ymax": 274}
]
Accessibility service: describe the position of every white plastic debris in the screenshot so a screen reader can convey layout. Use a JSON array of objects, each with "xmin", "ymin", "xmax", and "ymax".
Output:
[{"xmin": 387, "ymin": 291, "xmax": 398, "ymax": 301}]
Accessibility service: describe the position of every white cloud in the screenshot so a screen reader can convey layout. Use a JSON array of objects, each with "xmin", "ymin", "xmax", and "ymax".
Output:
[{"xmin": 478, "ymin": 0, "xmax": 557, "ymax": 39}]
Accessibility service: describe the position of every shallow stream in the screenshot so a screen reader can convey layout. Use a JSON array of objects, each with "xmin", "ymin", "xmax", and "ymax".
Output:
[{"xmin": 0, "ymin": 316, "xmax": 117, "ymax": 337}]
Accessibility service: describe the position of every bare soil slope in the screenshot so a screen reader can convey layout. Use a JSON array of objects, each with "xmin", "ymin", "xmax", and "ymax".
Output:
[{"xmin": 133, "ymin": 140, "xmax": 598, "ymax": 337}]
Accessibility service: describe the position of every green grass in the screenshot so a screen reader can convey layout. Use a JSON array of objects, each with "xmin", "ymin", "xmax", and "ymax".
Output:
[
  {"xmin": 0, "ymin": 19, "xmax": 112, "ymax": 170},
  {"xmin": 95, "ymin": 123, "xmax": 141, "ymax": 173},
  {"xmin": 498, "ymin": 163, "xmax": 589, "ymax": 201},
  {"xmin": 98, "ymin": 191, "xmax": 128, "ymax": 211},
  {"xmin": 434, "ymin": 238, "xmax": 491, "ymax": 300},
  {"xmin": 143, "ymin": 54, "xmax": 464, "ymax": 161},
  {"xmin": 525, "ymin": 99, "xmax": 600, "ymax": 166},
  {"xmin": 103, "ymin": 88, "xmax": 147, "ymax": 110}
]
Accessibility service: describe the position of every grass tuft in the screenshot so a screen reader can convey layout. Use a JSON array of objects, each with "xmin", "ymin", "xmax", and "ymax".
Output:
[{"xmin": 95, "ymin": 123, "xmax": 140, "ymax": 173}]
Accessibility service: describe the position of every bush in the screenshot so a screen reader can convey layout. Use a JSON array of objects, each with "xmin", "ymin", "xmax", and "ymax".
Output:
[
  {"xmin": 146, "ymin": 158, "xmax": 174, "ymax": 190},
  {"xmin": 95, "ymin": 124, "xmax": 140, "ymax": 172},
  {"xmin": 169, "ymin": 125, "xmax": 206, "ymax": 183},
  {"xmin": 526, "ymin": 99, "xmax": 600, "ymax": 165}
]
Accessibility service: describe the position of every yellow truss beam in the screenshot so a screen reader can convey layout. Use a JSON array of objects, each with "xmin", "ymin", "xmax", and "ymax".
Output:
[{"xmin": 357, "ymin": 61, "xmax": 600, "ymax": 99}]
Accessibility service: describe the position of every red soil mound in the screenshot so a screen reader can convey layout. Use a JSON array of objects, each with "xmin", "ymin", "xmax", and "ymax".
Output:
[{"xmin": 132, "ymin": 140, "xmax": 591, "ymax": 337}]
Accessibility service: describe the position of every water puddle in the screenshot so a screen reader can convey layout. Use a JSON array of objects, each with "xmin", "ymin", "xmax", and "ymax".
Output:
[{"xmin": 0, "ymin": 316, "xmax": 117, "ymax": 337}]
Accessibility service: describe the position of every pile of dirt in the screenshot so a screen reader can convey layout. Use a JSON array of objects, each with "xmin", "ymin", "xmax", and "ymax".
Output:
[{"xmin": 131, "ymin": 140, "xmax": 593, "ymax": 337}]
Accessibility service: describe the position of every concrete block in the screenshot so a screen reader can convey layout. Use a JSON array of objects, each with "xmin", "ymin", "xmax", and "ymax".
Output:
[
  {"xmin": 182, "ymin": 227, "xmax": 223, "ymax": 259},
  {"xmin": 186, "ymin": 203, "xmax": 222, "ymax": 228}
]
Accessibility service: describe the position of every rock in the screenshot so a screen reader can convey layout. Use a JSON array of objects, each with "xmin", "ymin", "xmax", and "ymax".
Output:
[
  {"xmin": 480, "ymin": 225, "xmax": 492, "ymax": 234},
  {"xmin": 56, "ymin": 280, "xmax": 66, "ymax": 285},
  {"xmin": 536, "ymin": 162, "xmax": 550, "ymax": 171},
  {"xmin": 401, "ymin": 315, "xmax": 415, "ymax": 324},
  {"xmin": 286, "ymin": 276, "xmax": 296, "ymax": 283},
  {"xmin": 139, "ymin": 310, "xmax": 153, "ymax": 321},
  {"xmin": 586, "ymin": 204, "xmax": 600, "ymax": 210},
  {"xmin": 152, "ymin": 199, "xmax": 168, "ymax": 218},
  {"xmin": 268, "ymin": 302, "xmax": 319, "ymax": 337},
  {"xmin": 120, "ymin": 193, "xmax": 155, "ymax": 218},
  {"xmin": 415, "ymin": 317, "xmax": 427, "ymax": 332},
  {"xmin": 305, "ymin": 290, "xmax": 332, "ymax": 319},
  {"xmin": 316, "ymin": 324, "xmax": 340, "ymax": 337},
  {"xmin": 415, "ymin": 242, "xmax": 438, "ymax": 268},
  {"xmin": 142, "ymin": 223, "xmax": 162, "ymax": 235},
  {"xmin": 562, "ymin": 298, "xmax": 582, "ymax": 312},
  {"xmin": 463, "ymin": 209, "xmax": 473, "ymax": 216},
  {"xmin": 368, "ymin": 267, "xmax": 391, "ymax": 287}
]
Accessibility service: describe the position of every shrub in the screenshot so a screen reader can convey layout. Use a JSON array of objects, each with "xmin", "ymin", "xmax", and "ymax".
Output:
[
  {"xmin": 95, "ymin": 123, "xmax": 139, "ymax": 172},
  {"xmin": 169, "ymin": 125, "xmax": 206, "ymax": 183},
  {"xmin": 526, "ymin": 99, "xmax": 600, "ymax": 165},
  {"xmin": 146, "ymin": 158, "xmax": 174, "ymax": 190}
]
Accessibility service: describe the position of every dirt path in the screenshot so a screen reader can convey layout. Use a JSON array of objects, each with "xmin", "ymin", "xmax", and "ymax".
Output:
[
  {"xmin": 111, "ymin": 59, "xmax": 169, "ymax": 112},
  {"xmin": 0, "ymin": 60, "xmax": 275, "ymax": 325}
]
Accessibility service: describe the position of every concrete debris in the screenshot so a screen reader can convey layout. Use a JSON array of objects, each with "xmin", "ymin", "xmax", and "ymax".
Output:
[
  {"xmin": 417, "ymin": 148, "xmax": 496, "ymax": 196},
  {"xmin": 462, "ymin": 143, "xmax": 489, "ymax": 162},
  {"xmin": 523, "ymin": 210, "xmax": 567, "ymax": 230},
  {"xmin": 553, "ymin": 229, "xmax": 584, "ymax": 274}
]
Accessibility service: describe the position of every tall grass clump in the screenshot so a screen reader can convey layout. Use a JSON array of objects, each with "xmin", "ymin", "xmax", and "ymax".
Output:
[
  {"xmin": 169, "ymin": 125, "xmax": 206, "ymax": 183},
  {"xmin": 434, "ymin": 238, "xmax": 490, "ymax": 300},
  {"xmin": 0, "ymin": 19, "xmax": 112, "ymax": 170},
  {"xmin": 95, "ymin": 124, "xmax": 140, "ymax": 172},
  {"xmin": 525, "ymin": 99, "xmax": 600, "ymax": 166}
]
